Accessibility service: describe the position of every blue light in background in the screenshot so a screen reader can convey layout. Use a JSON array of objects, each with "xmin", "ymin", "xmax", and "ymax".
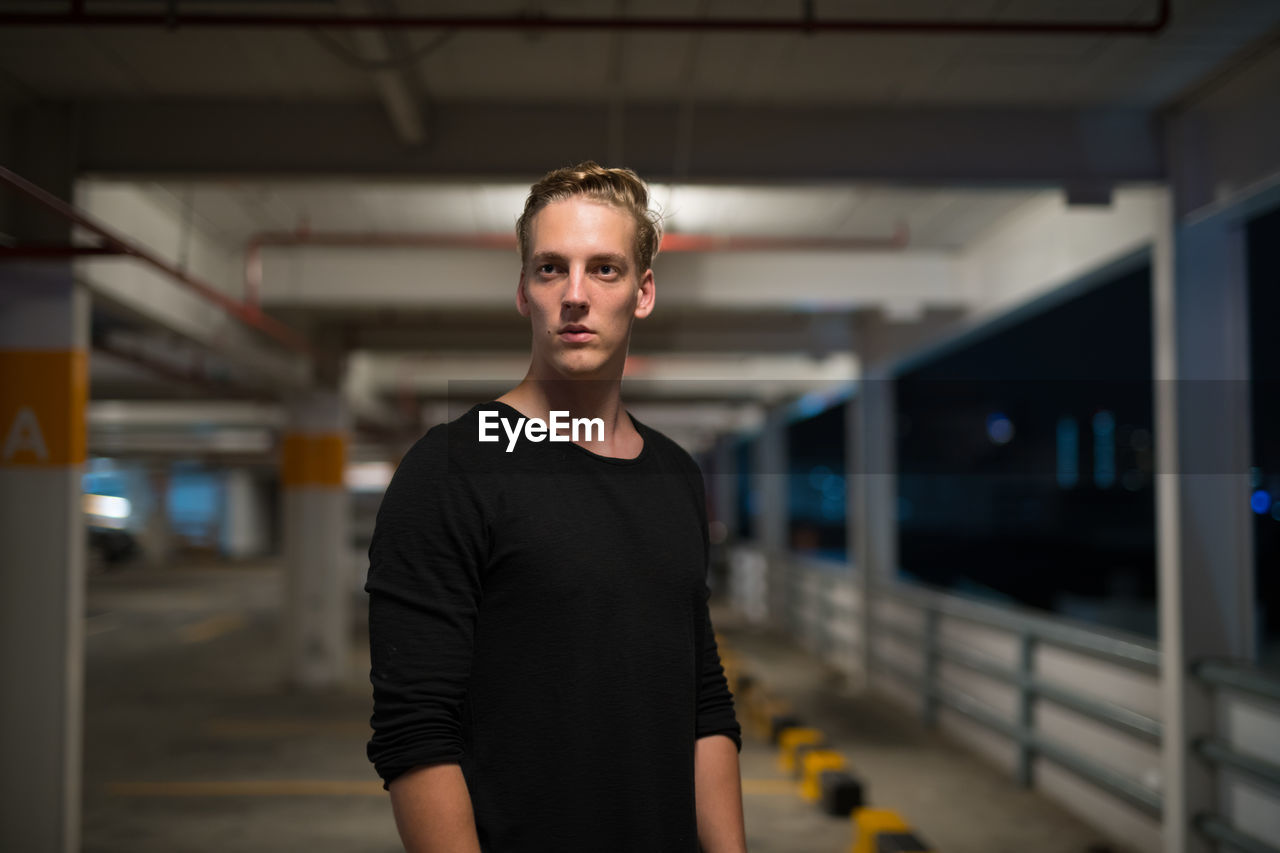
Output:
[
  {"xmin": 795, "ymin": 392, "xmax": 828, "ymax": 419},
  {"xmin": 808, "ymin": 465, "xmax": 832, "ymax": 489},
  {"xmin": 1252, "ymin": 489, "xmax": 1272, "ymax": 515},
  {"xmin": 1093, "ymin": 410, "xmax": 1116, "ymax": 489},
  {"xmin": 168, "ymin": 468, "xmax": 222, "ymax": 540},
  {"xmin": 1056, "ymin": 417, "xmax": 1079, "ymax": 489},
  {"xmin": 821, "ymin": 473, "xmax": 845, "ymax": 501},
  {"xmin": 986, "ymin": 412, "xmax": 1014, "ymax": 445}
]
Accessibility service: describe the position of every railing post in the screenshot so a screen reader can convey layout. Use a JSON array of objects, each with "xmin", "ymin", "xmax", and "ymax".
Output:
[
  {"xmin": 852, "ymin": 353, "xmax": 897, "ymax": 692},
  {"xmin": 1016, "ymin": 633, "xmax": 1037, "ymax": 788},
  {"xmin": 788, "ymin": 560, "xmax": 799, "ymax": 637},
  {"xmin": 862, "ymin": 573, "xmax": 875, "ymax": 689},
  {"xmin": 755, "ymin": 405, "xmax": 788, "ymax": 632},
  {"xmin": 922, "ymin": 608, "xmax": 940, "ymax": 727},
  {"xmin": 818, "ymin": 571, "xmax": 830, "ymax": 660}
]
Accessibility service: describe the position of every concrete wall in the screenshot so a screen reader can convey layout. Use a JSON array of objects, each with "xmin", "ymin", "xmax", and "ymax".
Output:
[{"xmin": 959, "ymin": 186, "xmax": 1167, "ymax": 321}]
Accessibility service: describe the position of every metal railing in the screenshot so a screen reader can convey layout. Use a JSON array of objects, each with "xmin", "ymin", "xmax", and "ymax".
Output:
[
  {"xmin": 865, "ymin": 577, "xmax": 1164, "ymax": 817},
  {"xmin": 1191, "ymin": 660, "xmax": 1280, "ymax": 853},
  {"xmin": 747, "ymin": 549, "xmax": 1280, "ymax": 853}
]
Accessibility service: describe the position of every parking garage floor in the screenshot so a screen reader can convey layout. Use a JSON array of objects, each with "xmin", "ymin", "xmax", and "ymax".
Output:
[{"xmin": 82, "ymin": 561, "xmax": 1120, "ymax": 853}]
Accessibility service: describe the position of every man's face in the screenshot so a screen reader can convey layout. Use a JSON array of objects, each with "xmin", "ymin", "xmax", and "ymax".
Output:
[{"xmin": 517, "ymin": 196, "xmax": 655, "ymax": 379}]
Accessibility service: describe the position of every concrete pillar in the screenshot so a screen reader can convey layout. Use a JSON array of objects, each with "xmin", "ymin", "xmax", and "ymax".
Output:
[
  {"xmin": 222, "ymin": 467, "xmax": 268, "ymax": 560},
  {"xmin": 753, "ymin": 407, "xmax": 788, "ymax": 629},
  {"xmin": 850, "ymin": 311, "xmax": 916, "ymax": 692},
  {"xmin": 754, "ymin": 407, "xmax": 788, "ymax": 554},
  {"xmin": 0, "ymin": 262, "xmax": 89, "ymax": 853},
  {"xmin": 851, "ymin": 364, "xmax": 897, "ymax": 689},
  {"xmin": 281, "ymin": 390, "xmax": 350, "ymax": 688},
  {"xmin": 1155, "ymin": 192, "xmax": 1255, "ymax": 853},
  {"xmin": 712, "ymin": 435, "xmax": 738, "ymax": 544},
  {"xmin": 0, "ymin": 104, "xmax": 86, "ymax": 852},
  {"xmin": 138, "ymin": 463, "xmax": 173, "ymax": 569}
]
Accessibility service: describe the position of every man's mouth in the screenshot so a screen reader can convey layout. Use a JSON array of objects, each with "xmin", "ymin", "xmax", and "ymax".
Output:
[{"xmin": 558, "ymin": 324, "xmax": 595, "ymax": 342}]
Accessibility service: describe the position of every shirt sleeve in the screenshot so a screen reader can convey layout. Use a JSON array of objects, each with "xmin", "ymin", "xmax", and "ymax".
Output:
[
  {"xmin": 688, "ymin": 458, "xmax": 743, "ymax": 751},
  {"xmin": 695, "ymin": 585, "xmax": 743, "ymax": 750},
  {"xmin": 364, "ymin": 428, "xmax": 489, "ymax": 790}
]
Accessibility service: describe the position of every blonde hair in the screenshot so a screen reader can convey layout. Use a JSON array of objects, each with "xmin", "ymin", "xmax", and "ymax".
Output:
[{"xmin": 516, "ymin": 161, "xmax": 663, "ymax": 271}]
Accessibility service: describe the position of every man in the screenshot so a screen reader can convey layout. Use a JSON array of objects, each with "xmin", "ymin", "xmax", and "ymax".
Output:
[{"xmin": 365, "ymin": 162, "xmax": 746, "ymax": 852}]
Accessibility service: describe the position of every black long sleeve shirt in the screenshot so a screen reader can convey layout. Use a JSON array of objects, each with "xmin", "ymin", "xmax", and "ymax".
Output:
[{"xmin": 365, "ymin": 402, "xmax": 741, "ymax": 852}]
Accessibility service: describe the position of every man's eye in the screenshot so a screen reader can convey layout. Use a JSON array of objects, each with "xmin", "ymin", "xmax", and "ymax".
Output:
[
  {"xmin": 599, "ymin": 265, "xmax": 616, "ymax": 276},
  {"xmin": 538, "ymin": 264, "xmax": 557, "ymax": 275}
]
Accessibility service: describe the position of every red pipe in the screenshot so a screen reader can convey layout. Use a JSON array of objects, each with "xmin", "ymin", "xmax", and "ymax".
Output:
[
  {"xmin": 0, "ymin": 166, "xmax": 310, "ymax": 355},
  {"xmin": 252, "ymin": 231, "xmax": 518, "ymax": 250},
  {"xmin": 0, "ymin": 1, "xmax": 1171, "ymax": 35},
  {"xmin": 242, "ymin": 225, "xmax": 909, "ymax": 307},
  {"xmin": 248, "ymin": 227, "xmax": 906, "ymax": 253},
  {"xmin": 0, "ymin": 245, "xmax": 124, "ymax": 258},
  {"xmin": 659, "ymin": 225, "xmax": 908, "ymax": 252}
]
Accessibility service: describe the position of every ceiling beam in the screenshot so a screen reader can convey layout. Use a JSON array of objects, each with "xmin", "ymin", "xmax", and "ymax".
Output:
[
  {"xmin": 67, "ymin": 100, "xmax": 1164, "ymax": 185},
  {"xmin": 274, "ymin": 306, "xmax": 965, "ymax": 356}
]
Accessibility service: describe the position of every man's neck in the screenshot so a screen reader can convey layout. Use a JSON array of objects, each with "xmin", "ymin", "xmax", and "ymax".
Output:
[{"xmin": 496, "ymin": 374, "xmax": 642, "ymax": 458}]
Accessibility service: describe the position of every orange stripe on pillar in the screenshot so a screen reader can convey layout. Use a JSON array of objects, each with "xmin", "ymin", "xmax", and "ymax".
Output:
[
  {"xmin": 280, "ymin": 433, "xmax": 346, "ymax": 487},
  {"xmin": 0, "ymin": 349, "xmax": 87, "ymax": 468}
]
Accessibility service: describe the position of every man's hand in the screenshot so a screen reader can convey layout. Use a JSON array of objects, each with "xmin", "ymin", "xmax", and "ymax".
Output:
[
  {"xmin": 694, "ymin": 734, "xmax": 748, "ymax": 853},
  {"xmin": 388, "ymin": 763, "xmax": 482, "ymax": 853}
]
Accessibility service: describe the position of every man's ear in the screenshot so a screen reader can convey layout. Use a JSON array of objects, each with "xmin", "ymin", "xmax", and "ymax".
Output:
[
  {"xmin": 633, "ymin": 268, "xmax": 656, "ymax": 320},
  {"xmin": 515, "ymin": 272, "xmax": 531, "ymax": 317}
]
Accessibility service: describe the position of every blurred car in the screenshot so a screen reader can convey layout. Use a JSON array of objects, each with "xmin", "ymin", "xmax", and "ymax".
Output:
[{"xmin": 87, "ymin": 524, "xmax": 138, "ymax": 572}]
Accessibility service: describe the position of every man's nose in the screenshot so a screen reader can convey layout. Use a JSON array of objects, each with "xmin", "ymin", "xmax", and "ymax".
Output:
[{"xmin": 562, "ymin": 267, "xmax": 589, "ymax": 308}]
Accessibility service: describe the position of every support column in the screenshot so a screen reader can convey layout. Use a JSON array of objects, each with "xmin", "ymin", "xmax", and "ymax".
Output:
[
  {"xmin": 281, "ymin": 391, "xmax": 350, "ymax": 688},
  {"xmin": 1155, "ymin": 192, "xmax": 1255, "ymax": 853},
  {"xmin": 139, "ymin": 463, "xmax": 173, "ymax": 569},
  {"xmin": 852, "ymin": 364, "xmax": 897, "ymax": 689},
  {"xmin": 706, "ymin": 434, "xmax": 737, "ymax": 599},
  {"xmin": 222, "ymin": 467, "xmax": 268, "ymax": 561},
  {"xmin": 0, "ymin": 263, "xmax": 89, "ymax": 853},
  {"xmin": 754, "ymin": 407, "xmax": 788, "ymax": 629},
  {"xmin": 754, "ymin": 408, "xmax": 788, "ymax": 554},
  {"xmin": 712, "ymin": 434, "xmax": 738, "ymax": 546},
  {"xmin": 847, "ymin": 390, "xmax": 866, "ymax": 684}
]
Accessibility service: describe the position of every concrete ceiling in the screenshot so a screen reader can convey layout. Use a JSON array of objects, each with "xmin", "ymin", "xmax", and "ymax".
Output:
[
  {"xmin": 1, "ymin": 0, "xmax": 1274, "ymax": 108},
  {"xmin": 6, "ymin": 0, "xmax": 1276, "ymax": 455}
]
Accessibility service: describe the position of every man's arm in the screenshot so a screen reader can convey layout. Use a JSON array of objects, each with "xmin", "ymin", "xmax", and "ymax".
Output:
[
  {"xmin": 695, "ymin": 734, "xmax": 747, "ymax": 853},
  {"xmin": 365, "ymin": 428, "xmax": 488, "ymax": 842},
  {"xmin": 683, "ymin": 454, "xmax": 746, "ymax": 850},
  {"xmin": 388, "ymin": 763, "xmax": 482, "ymax": 853}
]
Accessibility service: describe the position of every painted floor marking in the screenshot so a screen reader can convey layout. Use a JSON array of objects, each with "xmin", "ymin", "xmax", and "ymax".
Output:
[{"xmin": 179, "ymin": 612, "xmax": 247, "ymax": 644}]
